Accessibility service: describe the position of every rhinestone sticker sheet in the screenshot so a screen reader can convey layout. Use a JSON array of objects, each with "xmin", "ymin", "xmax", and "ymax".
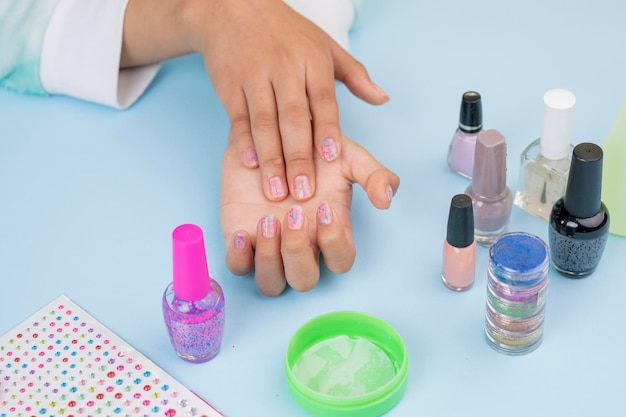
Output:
[{"xmin": 0, "ymin": 295, "xmax": 225, "ymax": 417}]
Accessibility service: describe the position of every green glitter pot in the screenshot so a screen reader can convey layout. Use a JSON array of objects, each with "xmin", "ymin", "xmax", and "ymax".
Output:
[{"xmin": 285, "ymin": 311, "xmax": 408, "ymax": 417}]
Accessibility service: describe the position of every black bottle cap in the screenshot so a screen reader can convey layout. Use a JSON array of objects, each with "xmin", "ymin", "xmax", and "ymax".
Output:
[
  {"xmin": 446, "ymin": 194, "xmax": 475, "ymax": 248},
  {"xmin": 564, "ymin": 142, "xmax": 604, "ymax": 218},
  {"xmin": 459, "ymin": 91, "xmax": 482, "ymax": 133}
]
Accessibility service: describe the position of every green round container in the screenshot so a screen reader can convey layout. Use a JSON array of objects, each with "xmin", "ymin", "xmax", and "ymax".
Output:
[{"xmin": 285, "ymin": 311, "xmax": 408, "ymax": 417}]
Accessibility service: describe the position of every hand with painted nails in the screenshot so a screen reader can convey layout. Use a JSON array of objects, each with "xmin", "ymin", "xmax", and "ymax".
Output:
[
  {"xmin": 220, "ymin": 133, "xmax": 399, "ymax": 296},
  {"xmin": 122, "ymin": 0, "xmax": 389, "ymax": 203}
]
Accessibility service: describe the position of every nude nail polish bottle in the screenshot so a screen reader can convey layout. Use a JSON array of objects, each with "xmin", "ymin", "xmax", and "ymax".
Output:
[
  {"xmin": 442, "ymin": 194, "xmax": 476, "ymax": 292},
  {"xmin": 447, "ymin": 91, "xmax": 483, "ymax": 178},
  {"xmin": 514, "ymin": 89, "xmax": 576, "ymax": 221},
  {"xmin": 465, "ymin": 129, "xmax": 513, "ymax": 247},
  {"xmin": 162, "ymin": 223, "xmax": 225, "ymax": 363},
  {"xmin": 549, "ymin": 143, "xmax": 610, "ymax": 277}
]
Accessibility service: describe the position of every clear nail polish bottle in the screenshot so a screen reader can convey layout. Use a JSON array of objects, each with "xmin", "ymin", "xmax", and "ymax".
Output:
[
  {"xmin": 447, "ymin": 91, "xmax": 483, "ymax": 178},
  {"xmin": 514, "ymin": 89, "xmax": 576, "ymax": 221},
  {"xmin": 465, "ymin": 129, "xmax": 513, "ymax": 247},
  {"xmin": 442, "ymin": 194, "xmax": 476, "ymax": 292},
  {"xmin": 162, "ymin": 223, "xmax": 225, "ymax": 363},
  {"xmin": 549, "ymin": 143, "xmax": 610, "ymax": 277}
]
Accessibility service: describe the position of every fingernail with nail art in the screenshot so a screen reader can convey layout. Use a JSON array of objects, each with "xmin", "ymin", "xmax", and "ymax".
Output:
[
  {"xmin": 317, "ymin": 202, "xmax": 332, "ymax": 225},
  {"xmin": 321, "ymin": 138, "xmax": 337, "ymax": 161},
  {"xmin": 269, "ymin": 176, "xmax": 286, "ymax": 199},
  {"xmin": 294, "ymin": 175, "xmax": 312, "ymax": 199},
  {"xmin": 288, "ymin": 206, "xmax": 304, "ymax": 230},
  {"xmin": 244, "ymin": 147, "xmax": 258, "ymax": 168},
  {"xmin": 262, "ymin": 216, "xmax": 277, "ymax": 238},
  {"xmin": 234, "ymin": 233, "xmax": 246, "ymax": 250}
]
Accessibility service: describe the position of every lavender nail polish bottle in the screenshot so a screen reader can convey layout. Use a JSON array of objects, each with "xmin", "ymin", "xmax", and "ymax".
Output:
[
  {"xmin": 163, "ymin": 223, "xmax": 225, "ymax": 363},
  {"xmin": 448, "ymin": 91, "xmax": 483, "ymax": 178}
]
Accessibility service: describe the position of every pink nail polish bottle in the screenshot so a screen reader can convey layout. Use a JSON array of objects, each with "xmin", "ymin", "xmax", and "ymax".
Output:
[
  {"xmin": 442, "ymin": 194, "xmax": 476, "ymax": 292},
  {"xmin": 162, "ymin": 224, "xmax": 225, "ymax": 363}
]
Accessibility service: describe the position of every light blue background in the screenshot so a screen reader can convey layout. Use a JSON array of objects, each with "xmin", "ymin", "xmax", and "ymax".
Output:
[{"xmin": 1, "ymin": 1, "xmax": 625, "ymax": 416}]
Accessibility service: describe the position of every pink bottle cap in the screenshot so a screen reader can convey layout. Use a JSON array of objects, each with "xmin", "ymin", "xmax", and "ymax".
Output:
[{"xmin": 172, "ymin": 224, "xmax": 211, "ymax": 301}]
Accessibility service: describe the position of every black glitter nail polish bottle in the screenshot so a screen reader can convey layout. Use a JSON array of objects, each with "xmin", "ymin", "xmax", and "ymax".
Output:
[{"xmin": 548, "ymin": 143, "xmax": 610, "ymax": 277}]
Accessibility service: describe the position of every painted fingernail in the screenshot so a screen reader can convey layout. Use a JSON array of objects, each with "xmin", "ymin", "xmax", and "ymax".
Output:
[
  {"xmin": 269, "ymin": 176, "xmax": 286, "ymax": 199},
  {"xmin": 234, "ymin": 233, "xmax": 246, "ymax": 250},
  {"xmin": 261, "ymin": 215, "xmax": 277, "ymax": 238},
  {"xmin": 293, "ymin": 175, "xmax": 312, "ymax": 199},
  {"xmin": 288, "ymin": 206, "xmax": 304, "ymax": 230},
  {"xmin": 386, "ymin": 185, "xmax": 393, "ymax": 203},
  {"xmin": 244, "ymin": 147, "xmax": 258, "ymax": 167},
  {"xmin": 317, "ymin": 202, "xmax": 332, "ymax": 225},
  {"xmin": 321, "ymin": 138, "xmax": 337, "ymax": 161}
]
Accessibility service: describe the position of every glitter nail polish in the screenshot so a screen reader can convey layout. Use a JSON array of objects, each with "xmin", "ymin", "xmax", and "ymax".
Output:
[
  {"xmin": 484, "ymin": 232, "xmax": 550, "ymax": 355},
  {"xmin": 163, "ymin": 224, "xmax": 225, "ymax": 363},
  {"xmin": 549, "ymin": 142, "xmax": 610, "ymax": 277}
]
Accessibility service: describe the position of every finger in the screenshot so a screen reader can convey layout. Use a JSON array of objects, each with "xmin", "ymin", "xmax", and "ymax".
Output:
[
  {"xmin": 227, "ymin": 91, "xmax": 260, "ymax": 169},
  {"xmin": 245, "ymin": 81, "xmax": 288, "ymax": 201},
  {"xmin": 329, "ymin": 38, "xmax": 390, "ymax": 105},
  {"xmin": 281, "ymin": 205, "xmax": 320, "ymax": 292},
  {"xmin": 254, "ymin": 215, "xmax": 287, "ymax": 296},
  {"xmin": 273, "ymin": 67, "xmax": 315, "ymax": 201},
  {"xmin": 225, "ymin": 230, "xmax": 254, "ymax": 276},
  {"xmin": 305, "ymin": 52, "xmax": 342, "ymax": 164},
  {"xmin": 316, "ymin": 201, "xmax": 355, "ymax": 273},
  {"xmin": 346, "ymin": 137, "xmax": 400, "ymax": 209}
]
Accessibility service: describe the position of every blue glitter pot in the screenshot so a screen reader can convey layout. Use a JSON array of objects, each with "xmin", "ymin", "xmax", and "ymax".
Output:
[
  {"xmin": 285, "ymin": 311, "xmax": 408, "ymax": 417},
  {"xmin": 485, "ymin": 232, "xmax": 550, "ymax": 355}
]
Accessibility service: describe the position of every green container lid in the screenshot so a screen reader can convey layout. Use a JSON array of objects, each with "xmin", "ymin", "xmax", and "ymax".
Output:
[{"xmin": 285, "ymin": 311, "xmax": 408, "ymax": 417}]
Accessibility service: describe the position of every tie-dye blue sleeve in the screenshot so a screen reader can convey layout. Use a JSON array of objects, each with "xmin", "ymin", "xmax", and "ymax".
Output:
[{"xmin": 0, "ymin": 0, "xmax": 60, "ymax": 95}]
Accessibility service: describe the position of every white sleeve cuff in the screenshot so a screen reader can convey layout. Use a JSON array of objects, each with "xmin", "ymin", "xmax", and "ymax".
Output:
[
  {"xmin": 284, "ymin": 0, "xmax": 356, "ymax": 50},
  {"xmin": 40, "ymin": 0, "xmax": 160, "ymax": 109}
]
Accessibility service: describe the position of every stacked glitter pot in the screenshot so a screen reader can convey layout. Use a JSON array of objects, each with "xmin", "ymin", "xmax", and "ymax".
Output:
[{"xmin": 484, "ymin": 232, "xmax": 550, "ymax": 355}]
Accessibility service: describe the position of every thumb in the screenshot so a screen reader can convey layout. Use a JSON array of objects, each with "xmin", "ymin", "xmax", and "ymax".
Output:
[{"xmin": 342, "ymin": 136, "xmax": 400, "ymax": 209}]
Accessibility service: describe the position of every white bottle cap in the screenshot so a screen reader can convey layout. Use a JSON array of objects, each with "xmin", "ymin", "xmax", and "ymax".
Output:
[{"xmin": 540, "ymin": 89, "xmax": 576, "ymax": 159}]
